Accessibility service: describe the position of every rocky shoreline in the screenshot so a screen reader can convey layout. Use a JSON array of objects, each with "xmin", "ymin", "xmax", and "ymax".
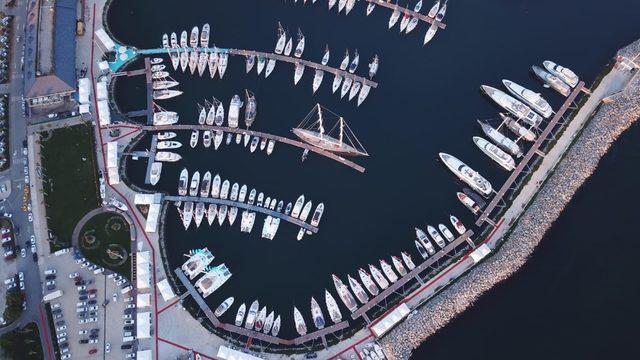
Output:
[{"xmin": 379, "ymin": 40, "xmax": 640, "ymax": 359}]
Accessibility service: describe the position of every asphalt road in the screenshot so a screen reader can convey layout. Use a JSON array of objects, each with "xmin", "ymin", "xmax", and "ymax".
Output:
[{"xmin": 0, "ymin": 0, "xmax": 53, "ymax": 358}]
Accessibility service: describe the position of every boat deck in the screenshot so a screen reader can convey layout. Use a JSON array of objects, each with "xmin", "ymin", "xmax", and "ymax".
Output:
[
  {"xmin": 174, "ymin": 268, "xmax": 350, "ymax": 345},
  {"xmin": 475, "ymin": 82, "xmax": 586, "ymax": 227},
  {"xmin": 365, "ymin": 0, "xmax": 447, "ymax": 30},
  {"xmin": 143, "ymin": 135, "xmax": 158, "ymax": 185},
  {"xmin": 139, "ymin": 125, "xmax": 366, "ymax": 173},
  {"xmin": 164, "ymin": 194, "xmax": 319, "ymax": 233},
  {"xmin": 351, "ymin": 230, "xmax": 474, "ymax": 319},
  {"xmin": 137, "ymin": 47, "xmax": 378, "ymax": 89}
]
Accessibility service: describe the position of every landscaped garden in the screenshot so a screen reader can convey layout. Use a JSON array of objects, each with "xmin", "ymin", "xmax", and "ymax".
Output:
[
  {"xmin": 40, "ymin": 124, "xmax": 100, "ymax": 251},
  {"xmin": 78, "ymin": 212, "xmax": 131, "ymax": 280},
  {"xmin": 0, "ymin": 322, "xmax": 44, "ymax": 360}
]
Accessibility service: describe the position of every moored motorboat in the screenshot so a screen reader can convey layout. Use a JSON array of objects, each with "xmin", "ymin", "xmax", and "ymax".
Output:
[
  {"xmin": 427, "ymin": 225, "xmax": 446, "ymax": 248},
  {"xmin": 380, "ymin": 260, "xmax": 398, "ymax": 283},
  {"xmin": 218, "ymin": 53, "xmax": 228, "ymax": 78},
  {"xmin": 357, "ymin": 85, "xmax": 371, "ymax": 107},
  {"xmin": 153, "ymin": 90, "xmax": 183, "ymax": 100},
  {"xmin": 200, "ymin": 171, "xmax": 212, "ymax": 198},
  {"xmin": 157, "ymin": 141, "xmax": 182, "ymax": 150},
  {"xmin": 499, "ymin": 113, "xmax": 537, "ymax": 142},
  {"xmin": 294, "ymin": 29, "xmax": 305, "ymax": 58},
  {"xmin": 254, "ymin": 306, "xmax": 267, "ymax": 332},
  {"xmin": 178, "ymin": 168, "xmax": 188, "ymax": 196},
  {"xmin": 415, "ymin": 240, "xmax": 428, "ymax": 259},
  {"xmin": 211, "ymin": 174, "xmax": 221, "ymax": 198},
  {"xmin": 284, "ymin": 37, "xmax": 293, "ymax": 56},
  {"xmin": 312, "ymin": 70, "xmax": 324, "ymax": 93},
  {"xmin": 438, "ymin": 223, "xmax": 455, "ymax": 242},
  {"xmin": 189, "ymin": 171, "xmax": 200, "ymax": 197},
  {"xmin": 401, "ymin": 252, "xmax": 416, "ymax": 270},
  {"xmin": 206, "ymin": 204, "xmax": 217, "ymax": 226},
  {"xmin": 294, "ymin": 62, "xmax": 305, "ymax": 85},
  {"xmin": 189, "ymin": 26, "xmax": 199, "ymax": 48},
  {"xmin": 423, "ymin": 23, "xmax": 438, "ymax": 45},
  {"xmin": 263, "ymin": 311, "xmax": 275, "ymax": 334},
  {"xmin": 481, "ymin": 85, "xmax": 543, "ymax": 127},
  {"xmin": 368, "ymin": 55, "xmax": 379, "ymax": 79},
  {"xmin": 325, "ymin": 290, "xmax": 343, "ymax": 323},
  {"xmin": 157, "ymin": 131, "xmax": 176, "ymax": 140},
  {"xmin": 502, "ymin": 79, "xmax": 553, "ymax": 118},
  {"xmin": 531, "ymin": 65, "xmax": 571, "ymax": 96},
  {"xmin": 543, "ymin": 60, "xmax": 579, "ymax": 88},
  {"xmin": 149, "ymin": 162, "xmax": 162, "ymax": 186},
  {"xmin": 388, "ymin": 8, "xmax": 401, "ymax": 29},
  {"xmin": 450, "ymin": 214, "xmax": 466, "ymax": 235},
  {"xmin": 435, "ymin": 1, "xmax": 447, "ymax": 21},
  {"xmin": 310, "ymin": 297, "xmax": 325, "ymax": 329},
  {"xmin": 415, "ymin": 227, "xmax": 436, "ymax": 255},
  {"xmin": 265, "ymin": 58, "xmax": 276, "ymax": 78},
  {"xmin": 271, "ymin": 315, "xmax": 281, "ymax": 336},
  {"xmin": 457, "ymin": 192, "xmax": 481, "ymax": 214},
  {"xmin": 155, "ymin": 150, "xmax": 179, "ymax": 162},
  {"xmin": 348, "ymin": 81, "xmax": 362, "ymax": 101},
  {"xmin": 194, "ymin": 202, "xmax": 205, "ymax": 228},
  {"xmin": 321, "ymin": 45, "xmax": 330, "ymax": 66},
  {"xmin": 368, "ymin": 264, "xmax": 390, "ymax": 289},
  {"xmin": 358, "ymin": 268, "xmax": 379, "ymax": 296},
  {"xmin": 245, "ymin": 90, "xmax": 257, "ymax": 128},
  {"xmin": 234, "ymin": 303, "xmax": 246, "ymax": 326},
  {"xmin": 293, "ymin": 307, "xmax": 307, "ymax": 335},
  {"xmin": 348, "ymin": 274, "xmax": 369, "ymax": 303},
  {"xmin": 208, "ymin": 52, "xmax": 218, "ymax": 78},
  {"xmin": 182, "ymin": 201, "xmax": 193, "ymax": 229},
  {"xmin": 244, "ymin": 300, "xmax": 259, "ymax": 329},
  {"xmin": 215, "ymin": 297, "xmax": 234, "ymax": 318},
  {"xmin": 332, "ymin": 274, "xmax": 358, "ymax": 313},
  {"xmin": 428, "ymin": 0, "xmax": 440, "ymax": 18},
  {"xmin": 274, "ymin": 22, "xmax": 286, "ymax": 55},
  {"xmin": 439, "ymin": 152, "xmax": 493, "ymax": 196},
  {"xmin": 153, "ymin": 111, "xmax": 179, "ymax": 125},
  {"xmin": 190, "ymin": 130, "xmax": 199, "ymax": 148},
  {"xmin": 391, "ymin": 256, "xmax": 408, "ymax": 276},
  {"xmin": 478, "ymin": 120, "xmax": 523, "ymax": 157},
  {"xmin": 228, "ymin": 95, "xmax": 243, "ymax": 128},
  {"xmin": 202, "ymin": 130, "xmax": 212, "ymax": 148},
  {"xmin": 473, "ymin": 136, "xmax": 516, "ymax": 171}
]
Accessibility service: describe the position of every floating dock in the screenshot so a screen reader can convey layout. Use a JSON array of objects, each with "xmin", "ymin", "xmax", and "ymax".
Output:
[
  {"xmin": 351, "ymin": 230, "xmax": 474, "ymax": 320},
  {"xmin": 139, "ymin": 125, "xmax": 366, "ymax": 173},
  {"xmin": 476, "ymin": 81, "xmax": 586, "ymax": 226},
  {"xmin": 365, "ymin": 0, "xmax": 447, "ymax": 29},
  {"xmin": 137, "ymin": 47, "xmax": 378, "ymax": 89},
  {"xmin": 163, "ymin": 195, "xmax": 319, "ymax": 233},
  {"xmin": 174, "ymin": 268, "xmax": 350, "ymax": 346}
]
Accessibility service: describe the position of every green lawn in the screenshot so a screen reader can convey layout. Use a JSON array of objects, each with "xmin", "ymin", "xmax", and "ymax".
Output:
[
  {"xmin": 0, "ymin": 322, "xmax": 44, "ymax": 360},
  {"xmin": 78, "ymin": 212, "xmax": 131, "ymax": 280},
  {"xmin": 2, "ymin": 288, "xmax": 23, "ymax": 324},
  {"xmin": 40, "ymin": 123, "xmax": 100, "ymax": 251}
]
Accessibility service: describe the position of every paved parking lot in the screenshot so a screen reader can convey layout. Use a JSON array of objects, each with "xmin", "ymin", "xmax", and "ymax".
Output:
[{"xmin": 40, "ymin": 249, "xmax": 138, "ymax": 359}]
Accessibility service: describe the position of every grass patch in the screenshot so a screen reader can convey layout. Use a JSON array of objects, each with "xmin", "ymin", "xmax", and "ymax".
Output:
[
  {"xmin": 0, "ymin": 322, "xmax": 44, "ymax": 360},
  {"xmin": 40, "ymin": 123, "xmax": 100, "ymax": 251},
  {"xmin": 78, "ymin": 212, "xmax": 131, "ymax": 280},
  {"xmin": 2, "ymin": 288, "xmax": 23, "ymax": 324},
  {"xmin": 44, "ymin": 304, "xmax": 60, "ymax": 359}
]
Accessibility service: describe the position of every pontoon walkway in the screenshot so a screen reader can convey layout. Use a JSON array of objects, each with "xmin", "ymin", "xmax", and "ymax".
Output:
[
  {"xmin": 164, "ymin": 195, "xmax": 319, "ymax": 233},
  {"xmin": 139, "ymin": 125, "xmax": 366, "ymax": 173}
]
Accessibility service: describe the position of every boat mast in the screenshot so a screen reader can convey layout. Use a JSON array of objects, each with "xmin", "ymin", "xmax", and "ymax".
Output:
[
  {"xmin": 317, "ymin": 104, "xmax": 324, "ymax": 139},
  {"xmin": 339, "ymin": 118, "xmax": 344, "ymax": 146}
]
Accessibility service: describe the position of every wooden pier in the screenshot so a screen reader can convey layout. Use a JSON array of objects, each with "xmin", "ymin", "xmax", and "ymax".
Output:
[
  {"xmin": 143, "ymin": 135, "xmax": 158, "ymax": 185},
  {"xmin": 365, "ymin": 0, "xmax": 447, "ymax": 30},
  {"xmin": 351, "ymin": 230, "xmax": 474, "ymax": 319},
  {"xmin": 174, "ymin": 268, "xmax": 350, "ymax": 345},
  {"xmin": 227, "ymin": 48, "xmax": 378, "ymax": 88},
  {"xmin": 139, "ymin": 125, "xmax": 366, "ymax": 173},
  {"xmin": 475, "ymin": 82, "xmax": 586, "ymax": 227},
  {"xmin": 164, "ymin": 195, "xmax": 319, "ymax": 233},
  {"xmin": 138, "ymin": 47, "xmax": 378, "ymax": 89}
]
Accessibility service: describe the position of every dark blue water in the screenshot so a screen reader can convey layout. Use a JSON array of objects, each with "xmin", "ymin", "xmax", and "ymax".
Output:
[
  {"xmin": 412, "ymin": 121, "xmax": 640, "ymax": 360},
  {"xmin": 106, "ymin": 0, "xmax": 640, "ymax": 346}
]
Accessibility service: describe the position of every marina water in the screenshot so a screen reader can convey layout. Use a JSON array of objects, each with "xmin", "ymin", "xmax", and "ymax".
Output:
[{"xmin": 107, "ymin": 0, "xmax": 640, "ymax": 347}]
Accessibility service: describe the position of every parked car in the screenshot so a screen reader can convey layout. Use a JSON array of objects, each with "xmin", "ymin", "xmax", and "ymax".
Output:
[
  {"xmin": 56, "ymin": 325, "xmax": 67, "ymax": 331},
  {"xmin": 68, "ymin": 272, "xmax": 79, "ymax": 279},
  {"xmin": 44, "ymin": 269, "xmax": 56, "ymax": 275},
  {"xmin": 78, "ymin": 329, "xmax": 88, "ymax": 335},
  {"xmin": 105, "ymin": 342, "xmax": 111, "ymax": 353},
  {"xmin": 89, "ymin": 348, "xmax": 97, "ymax": 355}
]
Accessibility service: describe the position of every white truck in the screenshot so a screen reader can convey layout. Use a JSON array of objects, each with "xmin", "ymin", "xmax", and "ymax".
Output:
[{"xmin": 43, "ymin": 290, "xmax": 63, "ymax": 302}]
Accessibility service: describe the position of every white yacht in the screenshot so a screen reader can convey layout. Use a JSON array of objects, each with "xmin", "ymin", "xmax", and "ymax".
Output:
[
  {"xmin": 502, "ymin": 79, "xmax": 553, "ymax": 118},
  {"xmin": 481, "ymin": 85, "xmax": 543, "ymax": 128},
  {"xmin": 543, "ymin": 60, "xmax": 579, "ymax": 88},
  {"xmin": 473, "ymin": 136, "xmax": 516, "ymax": 171},
  {"xmin": 439, "ymin": 152, "xmax": 492, "ymax": 196},
  {"xmin": 478, "ymin": 121, "xmax": 523, "ymax": 158}
]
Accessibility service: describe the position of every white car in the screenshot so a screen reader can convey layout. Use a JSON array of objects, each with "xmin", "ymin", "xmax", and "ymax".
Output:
[
  {"xmin": 124, "ymin": 297, "xmax": 133, "ymax": 302},
  {"xmin": 88, "ymin": 293, "xmax": 96, "ymax": 299},
  {"xmin": 78, "ymin": 329, "xmax": 88, "ymax": 335},
  {"xmin": 27, "ymin": 213, "xmax": 32, "ymax": 222},
  {"xmin": 29, "ymin": 235, "xmax": 35, "ymax": 244},
  {"xmin": 52, "ymin": 303, "xmax": 61, "ymax": 310},
  {"xmin": 116, "ymin": 279, "xmax": 125, "ymax": 286},
  {"xmin": 18, "ymin": 272, "xmax": 24, "ymax": 281},
  {"xmin": 122, "ymin": 314, "xmax": 132, "ymax": 320},
  {"xmin": 20, "ymin": 248, "xmax": 26, "ymax": 257},
  {"xmin": 30, "ymin": 244, "xmax": 36, "ymax": 253},
  {"xmin": 88, "ymin": 306, "xmax": 98, "ymax": 311},
  {"xmin": 124, "ymin": 319, "xmax": 135, "ymax": 325},
  {"xmin": 77, "ymin": 302, "xmax": 87, "ymax": 307},
  {"xmin": 77, "ymin": 285, "xmax": 87, "ymax": 291},
  {"xmin": 126, "ymin": 304, "xmax": 135, "ymax": 309},
  {"xmin": 112, "ymin": 293, "xmax": 118, "ymax": 302},
  {"xmin": 107, "ymin": 273, "xmax": 117, "ymax": 279},
  {"xmin": 57, "ymin": 332, "xmax": 67, "ymax": 338},
  {"xmin": 89, "ymin": 338, "xmax": 98, "ymax": 344},
  {"xmin": 68, "ymin": 272, "xmax": 79, "ymax": 279},
  {"xmin": 105, "ymin": 342, "xmax": 111, "ymax": 353},
  {"xmin": 88, "ymin": 317, "xmax": 98, "ymax": 323},
  {"xmin": 61, "ymin": 354, "xmax": 71, "ymax": 360},
  {"xmin": 46, "ymin": 280, "xmax": 56, "ymax": 286},
  {"xmin": 78, "ymin": 318, "xmax": 88, "ymax": 324},
  {"xmin": 56, "ymin": 325, "xmax": 67, "ymax": 331}
]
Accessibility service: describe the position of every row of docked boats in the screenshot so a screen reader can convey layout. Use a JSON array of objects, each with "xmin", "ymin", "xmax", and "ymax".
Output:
[
  {"xmin": 382, "ymin": 0, "xmax": 446, "ymax": 45},
  {"xmin": 190, "ymin": 128, "xmax": 277, "ymax": 155},
  {"xmin": 444, "ymin": 60, "xmax": 579, "ymax": 215},
  {"xmin": 231, "ymin": 299, "xmax": 282, "ymax": 336},
  {"xmin": 195, "ymin": 90, "xmax": 257, "ymax": 128},
  {"xmin": 414, "ymin": 216, "xmax": 465, "ymax": 258},
  {"xmin": 180, "ymin": 248, "xmax": 232, "ymax": 298},
  {"xmin": 176, "ymin": 169, "xmax": 324, "ymax": 240},
  {"xmin": 163, "ymin": 24, "xmax": 231, "ymax": 79},
  {"xmin": 150, "ymin": 57, "xmax": 183, "ymax": 100},
  {"xmin": 152, "ymin": 131, "xmax": 182, "ymax": 164}
]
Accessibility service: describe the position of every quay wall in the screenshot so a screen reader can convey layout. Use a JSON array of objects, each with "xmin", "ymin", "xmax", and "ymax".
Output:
[{"xmin": 379, "ymin": 41, "xmax": 640, "ymax": 359}]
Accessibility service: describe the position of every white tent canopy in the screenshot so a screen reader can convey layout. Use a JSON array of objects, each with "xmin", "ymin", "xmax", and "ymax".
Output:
[
  {"xmin": 370, "ymin": 303, "xmax": 410, "ymax": 338},
  {"xmin": 136, "ymin": 311, "xmax": 152, "ymax": 339},
  {"xmin": 95, "ymin": 28, "xmax": 116, "ymax": 51},
  {"xmin": 79, "ymin": 104, "xmax": 90, "ymax": 114},
  {"xmin": 217, "ymin": 346, "xmax": 264, "ymax": 360},
  {"xmin": 157, "ymin": 279, "xmax": 176, "ymax": 302},
  {"xmin": 78, "ymin": 78, "xmax": 90, "ymax": 104},
  {"xmin": 106, "ymin": 142, "xmax": 119, "ymax": 184},
  {"xmin": 470, "ymin": 244, "xmax": 491, "ymax": 263},
  {"xmin": 137, "ymin": 293, "xmax": 151, "ymax": 308},
  {"xmin": 97, "ymin": 99, "xmax": 110, "ymax": 126},
  {"xmin": 96, "ymin": 81, "xmax": 108, "ymax": 101},
  {"xmin": 136, "ymin": 251, "xmax": 151, "ymax": 290},
  {"xmin": 136, "ymin": 350, "xmax": 152, "ymax": 360}
]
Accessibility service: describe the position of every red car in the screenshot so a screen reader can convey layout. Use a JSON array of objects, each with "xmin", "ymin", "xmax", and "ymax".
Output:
[
  {"xmin": 88, "ymin": 289, "xmax": 97, "ymax": 294},
  {"xmin": 88, "ymin": 348, "xmax": 97, "ymax": 355}
]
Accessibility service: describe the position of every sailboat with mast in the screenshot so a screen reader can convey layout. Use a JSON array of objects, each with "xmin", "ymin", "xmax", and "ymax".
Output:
[{"xmin": 292, "ymin": 104, "xmax": 368, "ymax": 157}]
